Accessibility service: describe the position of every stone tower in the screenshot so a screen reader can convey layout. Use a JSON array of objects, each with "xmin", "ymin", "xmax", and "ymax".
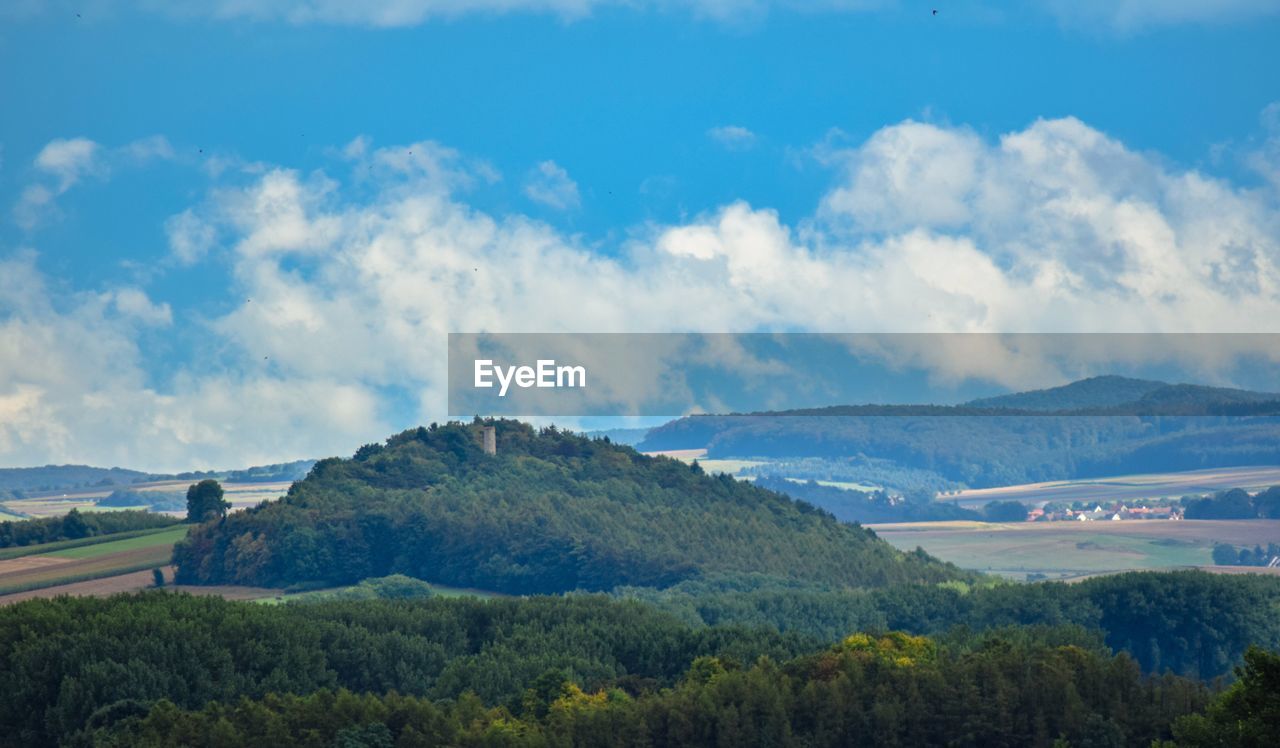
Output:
[{"xmin": 482, "ymin": 426, "xmax": 497, "ymax": 455}]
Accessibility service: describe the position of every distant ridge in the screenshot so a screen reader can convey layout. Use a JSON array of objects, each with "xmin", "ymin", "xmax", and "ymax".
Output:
[
  {"xmin": 0, "ymin": 459, "xmax": 316, "ymax": 497},
  {"xmin": 964, "ymin": 376, "xmax": 1280, "ymax": 413},
  {"xmin": 636, "ymin": 375, "xmax": 1280, "ymax": 489},
  {"xmin": 964, "ymin": 375, "xmax": 1168, "ymax": 411}
]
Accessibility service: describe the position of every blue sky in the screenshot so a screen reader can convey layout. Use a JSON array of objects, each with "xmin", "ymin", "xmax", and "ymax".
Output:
[{"xmin": 2, "ymin": 1, "xmax": 1280, "ymax": 470}]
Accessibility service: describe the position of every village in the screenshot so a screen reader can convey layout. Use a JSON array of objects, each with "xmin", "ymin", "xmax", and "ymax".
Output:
[{"xmin": 1026, "ymin": 501, "xmax": 1183, "ymax": 522}]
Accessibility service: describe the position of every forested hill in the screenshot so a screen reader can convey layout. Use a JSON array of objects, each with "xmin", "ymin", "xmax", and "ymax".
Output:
[
  {"xmin": 637, "ymin": 377, "xmax": 1280, "ymax": 488},
  {"xmin": 964, "ymin": 375, "xmax": 1280, "ymax": 413},
  {"xmin": 173, "ymin": 420, "xmax": 966, "ymax": 592},
  {"xmin": 964, "ymin": 375, "xmax": 1168, "ymax": 411}
]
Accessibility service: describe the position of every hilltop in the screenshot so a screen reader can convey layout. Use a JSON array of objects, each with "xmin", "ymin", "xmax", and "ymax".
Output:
[
  {"xmin": 965, "ymin": 375, "xmax": 1280, "ymax": 414},
  {"xmin": 964, "ymin": 375, "xmax": 1169, "ymax": 411},
  {"xmin": 173, "ymin": 420, "xmax": 966, "ymax": 593}
]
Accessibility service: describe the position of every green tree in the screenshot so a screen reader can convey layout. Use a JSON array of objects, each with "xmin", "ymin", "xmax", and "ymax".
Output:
[
  {"xmin": 1253, "ymin": 486, "xmax": 1280, "ymax": 519},
  {"xmin": 1173, "ymin": 646, "xmax": 1280, "ymax": 747},
  {"xmin": 983, "ymin": 500, "xmax": 1029, "ymax": 522},
  {"xmin": 185, "ymin": 479, "xmax": 228, "ymax": 522},
  {"xmin": 60, "ymin": 508, "xmax": 90, "ymax": 539},
  {"xmin": 1212, "ymin": 544, "xmax": 1241, "ymax": 566}
]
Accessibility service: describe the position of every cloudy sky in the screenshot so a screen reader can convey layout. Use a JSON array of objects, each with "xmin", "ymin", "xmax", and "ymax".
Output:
[{"xmin": 1, "ymin": 1, "xmax": 1279, "ymax": 471}]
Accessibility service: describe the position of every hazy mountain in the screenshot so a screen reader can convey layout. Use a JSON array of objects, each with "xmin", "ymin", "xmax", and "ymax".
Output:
[
  {"xmin": 0, "ymin": 459, "xmax": 316, "ymax": 498},
  {"xmin": 964, "ymin": 375, "xmax": 1169, "ymax": 411}
]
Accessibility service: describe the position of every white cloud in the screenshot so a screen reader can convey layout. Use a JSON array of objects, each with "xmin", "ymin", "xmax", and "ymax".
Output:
[
  {"xmin": 165, "ymin": 209, "xmax": 218, "ymax": 264},
  {"xmin": 14, "ymin": 135, "xmax": 175, "ymax": 231},
  {"xmin": 707, "ymin": 125, "xmax": 759, "ymax": 151},
  {"xmin": 0, "ymin": 252, "xmax": 386, "ymax": 471},
  {"xmin": 35, "ymin": 137, "xmax": 103, "ymax": 190},
  {"xmin": 106, "ymin": 287, "xmax": 173, "ymax": 326},
  {"xmin": 3, "ymin": 114, "xmax": 1280, "ymax": 469},
  {"xmin": 523, "ymin": 160, "xmax": 581, "ymax": 210},
  {"xmin": 1044, "ymin": 0, "xmax": 1280, "ymax": 31},
  {"xmin": 121, "ymin": 134, "xmax": 176, "ymax": 164}
]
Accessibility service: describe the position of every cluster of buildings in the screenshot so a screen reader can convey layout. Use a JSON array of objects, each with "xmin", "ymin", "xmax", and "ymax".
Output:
[{"xmin": 1025, "ymin": 503, "xmax": 1183, "ymax": 522}]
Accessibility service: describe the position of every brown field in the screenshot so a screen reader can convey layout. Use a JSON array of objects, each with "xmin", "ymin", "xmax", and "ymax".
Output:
[
  {"xmin": 943, "ymin": 465, "xmax": 1280, "ymax": 508},
  {"xmin": 0, "ymin": 544, "xmax": 175, "ymax": 590},
  {"xmin": 0, "ymin": 568, "xmax": 162, "ymax": 604},
  {"xmin": 0, "ymin": 555, "xmax": 72, "ymax": 575},
  {"xmin": 0, "ymin": 566, "xmax": 284, "ymax": 606},
  {"xmin": 1196, "ymin": 565, "xmax": 1280, "ymax": 576}
]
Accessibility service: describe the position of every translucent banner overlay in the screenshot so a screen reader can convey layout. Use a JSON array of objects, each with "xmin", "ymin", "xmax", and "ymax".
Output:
[{"xmin": 447, "ymin": 333, "xmax": 1280, "ymax": 417}]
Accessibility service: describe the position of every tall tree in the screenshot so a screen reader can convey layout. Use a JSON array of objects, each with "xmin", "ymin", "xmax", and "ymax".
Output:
[{"xmin": 185, "ymin": 479, "xmax": 228, "ymax": 522}]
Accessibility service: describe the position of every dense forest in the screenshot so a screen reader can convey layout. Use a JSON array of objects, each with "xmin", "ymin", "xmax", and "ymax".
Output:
[
  {"xmin": 172, "ymin": 420, "xmax": 966, "ymax": 592},
  {"xmin": 741, "ymin": 455, "xmax": 965, "ymax": 495},
  {"xmin": 617, "ymin": 571, "xmax": 1280, "ymax": 680},
  {"xmin": 752, "ymin": 475, "xmax": 982, "ymax": 523},
  {"xmin": 0, "ymin": 591, "xmax": 1238, "ymax": 748},
  {"xmin": 83, "ymin": 631, "xmax": 1221, "ymax": 748},
  {"xmin": 0, "ymin": 593, "xmax": 815, "ymax": 746},
  {"xmin": 0, "ymin": 509, "xmax": 179, "ymax": 549},
  {"xmin": 1186, "ymin": 487, "xmax": 1280, "ymax": 519}
]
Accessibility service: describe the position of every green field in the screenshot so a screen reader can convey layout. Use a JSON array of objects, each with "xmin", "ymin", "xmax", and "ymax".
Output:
[
  {"xmin": 46, "ymin": 526, "xmax": 190, "ymax": 559},
  {"xmin": 871, "ymin": 519, "xmax": 1280, "ymax": 580},
  {"xmin": 0, "ymin": 526, "xmax": 184, "ymax": 561}
]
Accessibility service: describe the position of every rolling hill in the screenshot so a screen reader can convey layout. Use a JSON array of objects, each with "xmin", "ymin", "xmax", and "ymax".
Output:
[
  {"xmin": 172, "ymin": 420, "xmax": 968, "ymax": 592},
  {"xmin": 964, "ymin": 375, "xmax": 1168, "ymax": 411},
  {"xmin": 637, "ymin": 376, "xmax": 1280, "ymax": 489}
]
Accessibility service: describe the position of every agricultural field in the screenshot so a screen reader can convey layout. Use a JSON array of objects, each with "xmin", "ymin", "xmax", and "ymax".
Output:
[
  {"xmin": 942, "ymin": 465, "xmax": 1280, "ymax": 508},
  {"xmin": 870, "ymin": 518, "xmax": 1280, "ymax": 580},
  {"xmin": 0, "ymin": 525, "xmax": 189, "ymax": 596},
  {"xmin": 0, "ymin": 566, "xmax": 285, "ymax": 606},
  {"xmin": 642, "ymin": 448, "xmax": 773, "ymax": 478},
  {"xmin": 0, "ymin": 479, "xmax": 293, "ymax": 519}
]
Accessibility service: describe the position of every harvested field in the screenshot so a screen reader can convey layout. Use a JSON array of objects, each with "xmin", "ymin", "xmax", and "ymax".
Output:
[
  {"xmin": 0, "ymin": 555, "xmax": 71, "ymax": 574},
  {"xmin": 943, "ymin": 466, "xmax": 1280, "ymax": 508}
]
